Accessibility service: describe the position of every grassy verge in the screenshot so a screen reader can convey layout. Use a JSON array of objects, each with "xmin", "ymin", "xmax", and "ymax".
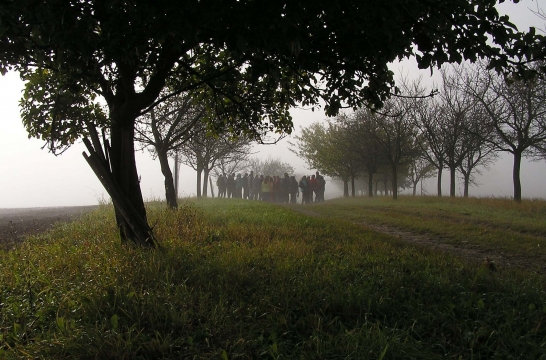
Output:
[{"xmin": 1, "ymin": 198, "xmax": 545, "ymax": 359}]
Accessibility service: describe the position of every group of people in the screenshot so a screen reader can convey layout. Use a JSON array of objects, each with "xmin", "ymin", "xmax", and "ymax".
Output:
[{"xmin": 216, "ymin": 171, "xmax": 326, "ymax": 204}]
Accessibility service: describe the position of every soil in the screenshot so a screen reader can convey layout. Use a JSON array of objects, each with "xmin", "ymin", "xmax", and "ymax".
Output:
[{"xmin": 0, "ymin": 206, "xmax": 98, "ymax": 250}]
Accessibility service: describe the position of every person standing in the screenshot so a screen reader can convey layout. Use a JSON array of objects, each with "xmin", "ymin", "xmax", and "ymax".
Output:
[
  {"xmin": 227, "ymin": 173, "xmax": 235, "ymax": 198},
  {"xmin": 281, "ymin": 173, "xmax": 291, "ymax": 203},
  {"xmin": 253, "ymin": 174, "xmax": 262, "ymax": 200},
  {"xmin": 216, "ymin": 175, "xmax": 226, "ymax": 198},
  {"xmin": 315, "ymin": 171, "xmax": 325, "ymax": 202},
  {"xmin": 309, "ymin": 174, "xmax": 318, "ymax": 203},
  {"xmin": 299, "ymin": 176, "xmax": 308, "ymax": 204},
  {"xmin": 261, "ymin": 176, "xmax": 272, "ymax": 202},
  {"xmin": 289, "ymin": 175, "xmax": 299, "ymax": 203},
  {"xmin": 248, "ymin": 171, "xmax": 254, "ymax": 199},
  {"xmin": 235, "ymin": 174, "xmax": 244, "ymax": 198},
  {"xmin": 242, "ymin": 173, "xmax": 249, "ymax": 199},
  {"xmin": 271, "ymin": 176, "xmax": 279, "ymax": 203}
]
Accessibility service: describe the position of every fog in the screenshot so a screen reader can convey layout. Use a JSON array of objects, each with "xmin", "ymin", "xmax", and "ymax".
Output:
[{"xmin": 0, "ymin": 1, "xmax": 544, "ymax": 208}]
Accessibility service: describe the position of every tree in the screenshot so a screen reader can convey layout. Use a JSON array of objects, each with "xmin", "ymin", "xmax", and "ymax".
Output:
[
  {"xmin": 291, "ymin": 122, "xmax": 360, "ymax": 196},
  {"xmin": 135, "ymin": 92, "xmax": 205, "ymax": 208},
  {"xmin": 414, "ymin": 96, "xmax": 449, "ymax": 197},
  {"xmin": 373, "ymin": 96, "xmax": 421, "ymax": 200},
  {"xmin": 408, "ymin": 155, "xmax": 436, "ymax": 196},
  {"xmin": 337, "ymin": 109, "xmax": 383, "ymax": 197},
  {"xmin": 438, "ymin": 67, "xmax": 485, "ymax": 197},
  {"xmin": 466, "ymin": 62, "xmax": 546, "ymax": 201},
  {"xmin": 456, "ymin": 104, "xmax": 498, "ymax": 197},
  {"xmin": 245, "ymin": 157, "xmax": 295, "ymax": 177},
  {"xmin": 5, "ymin": 0, "xmax": 544, "ymax": 244},
  {"xmin": 176, "ymin": 124, "xmax": 253, "ymax": 198},
  {"xmin": 212, "ymin": 152, "xmax": 252, "ymax": 180}
]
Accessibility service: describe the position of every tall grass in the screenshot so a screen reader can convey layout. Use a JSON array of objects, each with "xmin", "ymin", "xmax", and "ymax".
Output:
[{"xmin": 1, "ymin": 198, "xmax": 545, "ymax": 359}]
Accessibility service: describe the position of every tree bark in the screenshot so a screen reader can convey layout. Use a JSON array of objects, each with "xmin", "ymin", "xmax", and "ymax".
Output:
[
  {"xmin": 367, "ymin": 172, "xmax": 374, "ymax": 197},
  {"xmin": 202, "ymin": 168, "xmax": 210, "ymax": 197},
  {"xmin": 513, "ymin": 150, "xmax": 522, "ymax": 202},
  {"xmin": 157, "ymin": 148, "xmax": 178, "ymax": 209},
  {"xmin": 108, "ymin": 118, "xmax": 155, "ymax": 247},
  {"xmin": 463, "ymin": 172, "xmax": 470, "ymax": 198},
  {"xmin": 449, "ymin": 165, "xmax": 456, "ymax": 197},
  {"xmin": 196, "ymin": 165, "xmax": 203, "ymax": 198},
  {"xmin": 343, "ymin": 180, "xmax": 349, "ymax": 197},
  {"xmin": 437, "ymin": 167, "xmax": 443, "ymax": 197},
  {"xmin": 391, "ymin": 164, "xmax": 398, "ymax": 200},
  {"xmin": 351, "ymin": 175, "xmax": 355, "ymax": 197}
]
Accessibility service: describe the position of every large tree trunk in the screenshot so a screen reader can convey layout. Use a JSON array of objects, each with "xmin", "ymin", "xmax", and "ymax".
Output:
[
  {"xmin": 437, "ymin": 167, "xmax": 443, "ymax": 197},
  {"xmin": 449, "ymin": 165, "xmax": 456, "ymax": 197},
  {"xmin": 351, "ymin": 175, "xmax": 355, "ymax": 197},
  {"xmin": 157, "ymin": 148, "xmax": 178, "ymax": 209},
  {"xmin": 513, "ymin": 150, "xmax": 522, "ymax": 202},
  {"xmin": 108, "ymin": 118, "xmax": 154, "ymax": 247},
  {"xmin": 391, "ymin": 164, "xmax": 398, "ymax": 200}
]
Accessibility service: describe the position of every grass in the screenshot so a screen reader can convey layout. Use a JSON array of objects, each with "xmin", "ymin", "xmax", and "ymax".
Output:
[
  {"xmin": 298, "ymin": 196, "xmax": 546, "ymax": 270},
  {"xmin": 1, "ymin": 197, "xmax": 545, "ymax": 359}
]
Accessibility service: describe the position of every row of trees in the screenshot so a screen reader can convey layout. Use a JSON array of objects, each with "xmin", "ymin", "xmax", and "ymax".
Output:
[
  {"xmin": 292, "ymin": 62, "xmax": 546, "ymax": 201},
  {"xmin": 3, "ymin": 1, "xmax": 544, "ymax": 246}
]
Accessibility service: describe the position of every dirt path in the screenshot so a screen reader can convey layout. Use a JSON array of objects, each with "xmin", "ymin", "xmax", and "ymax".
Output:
[
  {"xmin": 293, "ymin": 207, "xmax": 546, "ymax": 274},
  {"xmin": 0, "ymin": 206, "xmax": 98, "ymax": 250}
]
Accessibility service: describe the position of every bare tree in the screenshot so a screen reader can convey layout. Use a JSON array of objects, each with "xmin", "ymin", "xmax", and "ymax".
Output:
[
  {"xmin": 244, "ymin": 156, "xmax": 295, "ymax": 177},
  {"xmin": 135, "ymin": 93, "xmax": 204, "ymax": 208},
  {"xmin": 338, "ymin": 109, "xmax": 384, "ymax": 197},
  {"xmin": 373, "ymin": 95, "xmax": 421, "ymax": 200},
  {"xmin": 466, "ymin": 62, "xmax": 546, "ymax": 201},
  {"xmin": 212, "ymin": 151, "xmax": 252, "ymax": 179},
  {"xmin": 457, "ymin": 106, "xmax": 498, "ymax": 197},
  {"xmin": 414, "ymin": 96, "xmax": 449, "ymax": 197},
  {"xmin": 176, "ymin": 124, "xmax": 253, "ymax": 197},
  {"xmin": 408, "ymin": 151, "xmax": 436, "ymax": 196}
]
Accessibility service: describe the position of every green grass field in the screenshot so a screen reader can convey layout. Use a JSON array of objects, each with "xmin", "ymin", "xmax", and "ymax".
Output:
[{"xmin": 1, "ymin": 197, "xmax": 545, "ymax": 359}]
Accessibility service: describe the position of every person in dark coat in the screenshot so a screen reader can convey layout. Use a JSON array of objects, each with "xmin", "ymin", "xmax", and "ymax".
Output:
[
  {"xmin": 227, "ymin": 173, "xmax": 235, "ymax": 198},
  {"xmin": 315, "ymin": 171, "xmax": 325, "ymax": 202},
  {"xmin": 289, "ymin": 175, "xmax": 299, "ymax": 203},
  {"xmin": 280, "ymin": 173, "xmax": 291, "ymax": 203},
  {"xmin": 216, "ymin": 175, "xmax": 226, "ymax": 198},
  {"xmin": 253, "ymin": 175, "xmax": 262, "ymax": 200}
]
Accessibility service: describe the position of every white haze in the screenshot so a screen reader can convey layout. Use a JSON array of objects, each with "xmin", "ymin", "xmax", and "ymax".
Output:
[{"xmin": 0, "ymin": 1, "xmax": 545, "ymax": 208}]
